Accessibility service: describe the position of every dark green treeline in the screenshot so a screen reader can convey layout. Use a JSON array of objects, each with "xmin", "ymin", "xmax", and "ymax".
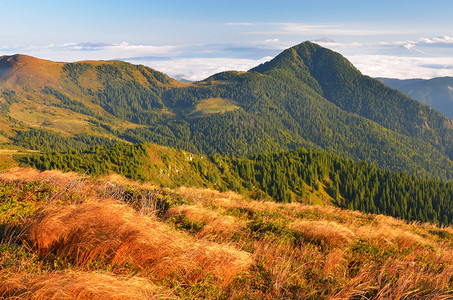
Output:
[
  {"xmin": 21, "ymin": 145, "xmax": 453, "ymax": 225},
  {"xmin": 226, "ymin": 149, "xmax": 453, "ymax": 225}
]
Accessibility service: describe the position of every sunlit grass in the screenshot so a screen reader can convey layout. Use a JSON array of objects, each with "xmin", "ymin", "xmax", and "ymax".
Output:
[
  {"xmin": 1, "ymin": 168, "xmax": 452, "ymax": 299},
  {"xmin": 190, "ymin": 98, "xmax": 240, "ymax": 117}
]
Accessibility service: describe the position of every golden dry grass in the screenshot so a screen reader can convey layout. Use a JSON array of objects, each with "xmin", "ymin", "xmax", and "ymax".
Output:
[
  {"xmin": 1, "ymin": 168, "xmax": 85, "ymax": 185},
  {"xmin": 0, "ymin": 54, "xmax": 64, "ymax": 89},
  {"xmin": 290, "ymin": 220, "xmax": 356, "ymax": 248},
  {"xmin": 0, "ymin": 271, "xmax": 172, "ymax": 299},
  {"xmin": 170, "ymin": 185, "xmax": 453, "ymax": 298},
  {"xmin": 24, "ymin": 200, "xmax": 252, "ymax": 285},
  {"xmin": 330, "ymin": 257, "xmax": 453, "ymax": 300},
  {"xmin": 165, "ymin": 205, "xmax": 247, "ymax": 238},
  {"xmin": 2, "ymin": 168, "xmax": 453, "ymax": 298},
  {"xmin": 174, "ymin": 186, "xmax": 243, "ymax": 204},
  {"xmin": 0, "ymin": 168, "xmax": 165, "ymax": 213},
  {"xmin": 354, "ymin": 223, "xmax": 428, "ymax": 249}
]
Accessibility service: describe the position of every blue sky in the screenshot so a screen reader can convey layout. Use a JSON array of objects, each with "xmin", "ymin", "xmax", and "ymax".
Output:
[{"xmin": 2, "ymin": 0, "xmax": 453, "ymax": 80}]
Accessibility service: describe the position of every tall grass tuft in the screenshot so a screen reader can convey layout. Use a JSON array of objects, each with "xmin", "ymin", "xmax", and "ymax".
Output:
[
  {"xmin": 165, "ymin": 205, "xmax": 246, "ymax": 238},
  {"xmin": 290, "ymin": 220, "xmax": 356, "ymax": 248},
  {"xmin": 0, "ymin": 271, "xmax": 173, "ymax": 299},
  {"xmin": 24, "ymin": 201, "xmax": 252, "ymax": 285}
]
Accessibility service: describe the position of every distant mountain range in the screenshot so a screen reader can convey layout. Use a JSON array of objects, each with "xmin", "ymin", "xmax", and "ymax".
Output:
[
  {"xmin": 2, "ymin": 42, "xmax": 453, "ymax": 179},
  {"xmin": 378, "ymin": 77, "xmax": 453, "ymax": 120}
]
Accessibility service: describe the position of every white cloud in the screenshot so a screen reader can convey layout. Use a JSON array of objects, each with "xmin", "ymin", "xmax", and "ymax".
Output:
[
  {"xmin": 311, "ymin": 37, "xmax": 453, "ymax": 79},
  {"xmin": 248, "ymin": 38, "xmax": 290, "ymax": 49},
  {"xmin": 64, "ymin": 42, "xmax": 180, "ymax": 58},
  {"xmin": 418, "ymin": 36, "xmax": 453, "ymax": 44},
  {"xmin": 315, "ymin": 36, "xmax": 453, "ymax": 63},
  {"xmin": 126, "ymin": 57, "xmax": 273, "ymax": 81},
  {"xmin": 347, "ymin": 54, "xmax": 453, "ymax": 79},
  {"xmin": 0, "ymin": 41, "xmax": 280, "ymax": 80},
  {"xmin": 0, "ymin": 42, "xmax": 180, "ymax": 62},
  {"xmin": 2, "ymin": 35, "xmax": 453, "ymax": 80}
]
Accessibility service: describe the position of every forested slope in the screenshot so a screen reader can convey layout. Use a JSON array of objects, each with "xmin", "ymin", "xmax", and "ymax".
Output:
[
  {"xmin": 21, "ymin": 143, "xmax": 453, "ymax": 225},
  {"xmin": 2, "ymin": 43, "xmax": 453, "ymax": 179}
]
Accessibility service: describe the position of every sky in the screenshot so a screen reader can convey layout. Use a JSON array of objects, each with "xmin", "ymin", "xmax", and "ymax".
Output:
[{"xmin": 1, "ymin": 0, "xmax": 453, "ymax": 81}]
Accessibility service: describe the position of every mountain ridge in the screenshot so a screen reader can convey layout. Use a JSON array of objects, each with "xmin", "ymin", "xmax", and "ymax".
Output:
[
  {"xmin": 2, "ymin": 42, "xmax": 453, "ymax": 179},
  {"xmin": 378, "ymin": 76, "xmax": 453, "ymax": 120}
]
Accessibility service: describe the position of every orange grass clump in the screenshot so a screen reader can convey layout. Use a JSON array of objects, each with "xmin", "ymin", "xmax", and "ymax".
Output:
[
  {"xmin": 0, "ymin": 271, "xmax": 172, "ymax": 300},
  {"xmin": 1, "ymin": 167, "xmax": 84, "ymax": 183},
  {"xmin": 24, "ymin": 201, "xmax": 252, "ymax": 285},
  {"xmin": 0, "ymin": 167, "xmax": 94, "ymax": 204},
  {"xmin": 175, "ymin": 186, "xmax": 243, "ymax": 204},
  {"xmin": 354, "ymin": 224, "xmax": 428, "ymax": 249},
  {"xmin": 290, "ymin": 220, "xmax": 356, "ymax": 248},
  {"xmin": 330, "ymin": 257, "xmax": 453, "ymax": 300},
  {"xmin": 165, "ymin": 205, "xmax": 247, "ymax": 238}
]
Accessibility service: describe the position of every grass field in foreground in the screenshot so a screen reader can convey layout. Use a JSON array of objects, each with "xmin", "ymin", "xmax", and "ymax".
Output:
[{"xmin": 0, "ymin": 168, "xmax": 452, "ymax": 299}]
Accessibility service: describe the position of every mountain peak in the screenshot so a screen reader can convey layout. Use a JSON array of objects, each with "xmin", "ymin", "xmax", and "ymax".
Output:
[
  {"xmin": 0, "ymin": 54, "xmax": 64, "ymax": 88},
  {"xmin": 0, "ymin": 54, "xmax": 178, "ymax": 90},
  {"xmin": 0, "ymin": 54, "xmax": 56, "ymax": 69},
  {"xmin": 251, "ymin": 41, "xmax": 357, "ymax": 76},
  {"xmin": 249, "ymin": 41, "xmax": 359, "ymax": 94}
]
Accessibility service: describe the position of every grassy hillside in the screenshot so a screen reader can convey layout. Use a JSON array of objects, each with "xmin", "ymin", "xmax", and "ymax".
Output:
[
  {"xmin": 1, "ymin": 168, "xmax": 452, "ymax": 299},
  {"xmin": 190, "ymin": 97, "xmax": 240, "ymax": 117},
  {"xmin": 0, "ymin": 54, "xmax": 185, "ymax": 147}
]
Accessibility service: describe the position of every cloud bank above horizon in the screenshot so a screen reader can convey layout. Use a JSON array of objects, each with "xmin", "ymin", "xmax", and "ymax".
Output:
[
  {"xmin": 1, "ymin": 26, "xmax": 453, "ymax": 81},
  {"xmin": 2, "ymin": 1, "xmax": 453, "ymax": 80}
]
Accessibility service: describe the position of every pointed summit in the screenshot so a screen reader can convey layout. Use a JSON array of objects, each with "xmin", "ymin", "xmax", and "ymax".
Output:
[
  {"xmin": 251, "ymin": 41, "xmax": 360, "ymax": 83},
  {"xmin": 250, "ymin": 41, "xmax": 364, "ymax": 95},
  {"xmin": 253, "ymin": 41, "xmax": 453, "ymax": 158}
]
